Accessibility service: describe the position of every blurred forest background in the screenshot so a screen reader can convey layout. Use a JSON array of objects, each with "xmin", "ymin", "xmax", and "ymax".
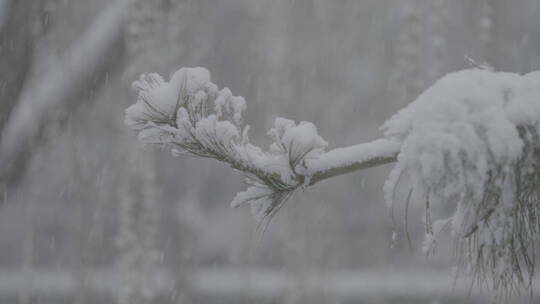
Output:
[{"xmin": 0, "ymin": 0, "xmax": 540, "ymax": 303}]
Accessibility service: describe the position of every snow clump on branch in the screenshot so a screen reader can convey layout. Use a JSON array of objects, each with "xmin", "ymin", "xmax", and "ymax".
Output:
[{"xmin": 382, "ymin": 69, "xmax": 540, "ymax": 296}]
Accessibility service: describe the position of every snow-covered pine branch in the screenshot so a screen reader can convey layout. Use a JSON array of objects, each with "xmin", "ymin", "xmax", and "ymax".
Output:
[
  {"xmin": 125, "ymin": 67, "xmax": 395, "ymax": 221},
  {"xmin": 383, "ymin": 70, "xmax": 540, "ymax": 298},
  {"xmin": 125, "ymin": 67, "xmax": 540, "ymax": 298}
]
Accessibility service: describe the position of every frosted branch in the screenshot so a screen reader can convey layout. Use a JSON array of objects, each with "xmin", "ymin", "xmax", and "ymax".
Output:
[
  {"xmin": 125, "ymin": 67, "xmax": 394, "ymax": 221},
  {"xmin": 306, "ymin": 139, "xmax": 400, "ymax": 185},
  {"xmin": 126, "ymin": 66, "xmax": 540, "ymax": 298},
  {"xmin": 383, "ymin": 69, "xmax": 540, "ymax": 298}
]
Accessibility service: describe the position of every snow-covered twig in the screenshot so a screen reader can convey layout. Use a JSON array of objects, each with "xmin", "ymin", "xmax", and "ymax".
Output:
[
  {"xmin": 307, "ymin": 139, "xmax": 400, "ymax": 185},
  {"xmin": 125, "ymin": 67, "xmax": 399, "ymax": 221}
]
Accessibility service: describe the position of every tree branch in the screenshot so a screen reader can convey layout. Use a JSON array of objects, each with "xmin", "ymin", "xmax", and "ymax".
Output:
[
  {"xmin": 125, "ymin": 67, "xmax": 540, "ymax": 298},
  {"xmin": 307, "ymin": 139, "xmax": 400, "ymax": 185},
  {"xmin": 125, "ymin": 68, "xmax": 399, "ymax": 220}
]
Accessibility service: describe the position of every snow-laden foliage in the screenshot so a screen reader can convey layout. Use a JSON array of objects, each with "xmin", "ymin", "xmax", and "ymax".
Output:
[
  {"xmin": 126, "ymin": 66, "xmax": 540, "ymax": 298},
  {"xmin": 382, "ymin": 69, "xmax": 540, "ymax": 296},
  {"xmin": 125, "ymin": 67, "xmax": 327, "ymax": 221}
]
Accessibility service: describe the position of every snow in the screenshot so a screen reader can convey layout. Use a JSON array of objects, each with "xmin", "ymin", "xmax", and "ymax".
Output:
[
  {"xmin": 214, "ymin": 88, "xmax": 246, "ymax": 125},
  {"xmin": 199, "ymin": 115, "xmax": 237, "ymax": 140},
  {"xmin": 230, "ymin": 186, "xmax": 272, "ymax": 208},
  {"xmin": 422, "ymin": 218, "xmax": 451, "ymax": 255},
  {"xmin": 381, "ymin": 68, "xmax": 540, "ymax": 285},
  {"xmin": 280, "ymin": 121, "xmax": 327, "ymax": 158},
  {"xmin": 266, "ymin": 118, "xmax": 327, "ymax": 174},
  {"xmin": 126, "ymin": 67, "xmax": 236, "ymax": 148},
  {"xmin": 126, "ymin": 67, "xmax": 218, "ymax": 132},
  {"xmin": 305, "ymin": 139, "xmax": 399, "ymax": 175},
  {"xmin": 382, "ymin": 68, "xmax": 540, "ymax": 212}
]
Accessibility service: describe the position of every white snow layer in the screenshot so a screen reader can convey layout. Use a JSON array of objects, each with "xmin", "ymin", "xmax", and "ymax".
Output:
[
  {"xmin": 305, "ymin": 138, "xmax": 399, "ymax": 174},
  {"xmin": 382, "ymin": 68, "xmax": 540, "ymax": 216},
  {"xmin": 381, "ymin": 69, "xmax": 540, "ymax": 284}
]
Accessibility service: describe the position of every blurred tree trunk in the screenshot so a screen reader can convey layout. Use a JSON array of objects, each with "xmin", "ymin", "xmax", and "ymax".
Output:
[
  {"xmin": 0, "ymin": 0, "xmax": 40, "ymax": 194},
  {"xmin": 0, "ymin": 0, "xmax": 39, "ymax": 133},
  {"xmin": 18, "ymin": 153, "xmax": 41, "ymax": 304},
  {"xmin": 0, "ymin": 0, "xmax": 127, "ymax": 193}
]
